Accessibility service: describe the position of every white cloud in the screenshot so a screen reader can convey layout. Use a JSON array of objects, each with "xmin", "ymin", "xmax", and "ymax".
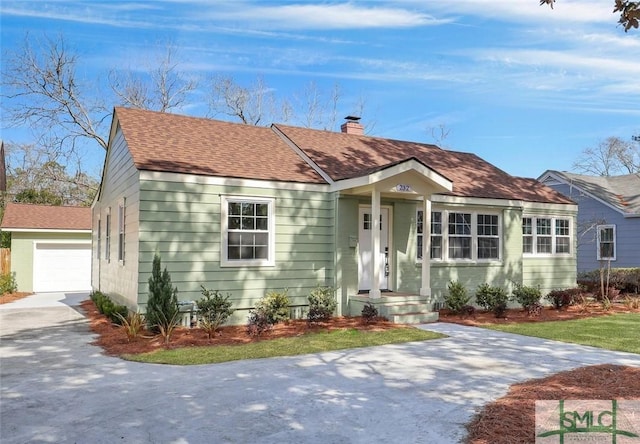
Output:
[{"xmin": 208, "ymin": 3, "xmax": 451, "ymax": 30}]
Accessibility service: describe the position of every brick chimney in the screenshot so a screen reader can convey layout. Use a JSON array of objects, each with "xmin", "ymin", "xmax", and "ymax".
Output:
[{"xmin": 340, "ymin": 116, "xmax": 364, "ymax": 135}]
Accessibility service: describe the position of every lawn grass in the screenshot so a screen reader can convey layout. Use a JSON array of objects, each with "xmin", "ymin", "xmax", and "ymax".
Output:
[
  {"xmin": 484, "ymin": 313, "xmax": 640, "ymax": 354},
  {"xmin": 124, "ymin": 327, "xmax": 445, "ymax": 365}
]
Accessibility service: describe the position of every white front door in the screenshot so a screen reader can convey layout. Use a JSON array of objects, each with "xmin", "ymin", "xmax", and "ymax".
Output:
[{"xmin": 358, "ymin": 207, "xmax": 390, "ymax": 291}]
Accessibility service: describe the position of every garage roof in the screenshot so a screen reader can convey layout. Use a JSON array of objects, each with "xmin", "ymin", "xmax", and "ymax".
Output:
[{"xmin": 1, "ymin": 203, "xmax": 92, "ymax": 231}]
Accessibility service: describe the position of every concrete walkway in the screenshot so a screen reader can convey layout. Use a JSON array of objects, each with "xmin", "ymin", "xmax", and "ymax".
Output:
[{"xmin": 1, "ymin": 293, "xmax": 639, "ymax": 444}]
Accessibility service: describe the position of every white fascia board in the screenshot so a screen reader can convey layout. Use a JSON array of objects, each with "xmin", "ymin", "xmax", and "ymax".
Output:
[
  {"xmin": 431, "ymin": 194, "xmax": 525, "ymax": 209},
  {"xmin": 140, "ymin": 170, "xmax": 330, "ymax": 193},
  {"xmin": 3, "ymin": 228, "xmax": 92, "ymax": 234},
  {"xmin": 330, "ymin": 159, "xmax": 453, "ymax": 193},
  {"xmin": 521, "ymin": 200, "xmax": 578, "ymax": 214}
]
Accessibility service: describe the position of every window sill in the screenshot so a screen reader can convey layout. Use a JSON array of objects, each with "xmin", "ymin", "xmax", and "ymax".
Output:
[{"xmin": 221, "ymin": 260, "xmax": 275, "ymax": 268}]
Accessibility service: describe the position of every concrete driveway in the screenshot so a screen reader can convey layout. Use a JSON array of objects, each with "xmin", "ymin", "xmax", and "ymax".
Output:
[{"xmin": 1, "ymin": 293, "xmax": 639, "ymax": 444}]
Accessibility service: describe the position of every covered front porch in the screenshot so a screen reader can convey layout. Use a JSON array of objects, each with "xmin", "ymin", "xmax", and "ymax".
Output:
[{"xmin": 332, "ymin": 158, "xmax": 453, "ymax": 323}]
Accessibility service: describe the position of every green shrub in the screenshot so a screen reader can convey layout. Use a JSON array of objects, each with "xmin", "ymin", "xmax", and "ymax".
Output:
[
  {"xmin": 511, "ymin": 283, "xmax": 541, "ymax": 311},
  {"xmin": 246, "ymin": 308, "xmax": 272, "ymax": 336},
  {"xmin": 255, "ymin": 289, "xmax": 290, "ymax": 325},
  {"xmin": 307, "ymin": 286, "xmax": 337, "ymax": 323},
  {"xmin": 146, "ymin": 253, "xmax": 180, "ymax": 336},
  {"xmin": 0, "ymin": 272, "xmax": 17, "ymax": 294},
  {"xmin": 444, "ymin": 281, "xmax": 471, "ymax": 313},
  {"xmin": 197, "ymin": 285, "xmax": 234, "ymax": 339},
  {"xmin": 115, "ymin": 311, "xmax": 145, "ymax": 342},
  {"xmin": 545, "ymin": 288, "xmax": 579, "ymax": 310},
  {"xmin": 361, "ymin": 302, "xmax": 379, "ymax": 324},
  {"xmin": 90, "ymin": 290, "xmax": 128, "ymax": 325},
  {"xmin": 475, "ymin": 283, "xmax": 508, "ymax": 318}
]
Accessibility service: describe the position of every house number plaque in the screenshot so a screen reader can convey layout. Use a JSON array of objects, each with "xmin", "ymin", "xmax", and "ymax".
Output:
[{"xmin": 396, "ymin": 184, "xmax": 412, "ymax": 192}]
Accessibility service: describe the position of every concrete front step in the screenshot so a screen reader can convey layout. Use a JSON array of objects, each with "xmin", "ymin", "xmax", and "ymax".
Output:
[
  {"xmin": 380, "ymin": 302, "xmax": 433, "ymax": 316},
  {"xmin": 388, "ymin": 311, "xmax": 439, "ymax": 324}
]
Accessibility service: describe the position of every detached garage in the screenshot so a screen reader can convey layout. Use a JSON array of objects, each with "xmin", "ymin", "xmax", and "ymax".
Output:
[{"xmin": 1, "ymin": 203, "xmax": 92, "ymax": 293}]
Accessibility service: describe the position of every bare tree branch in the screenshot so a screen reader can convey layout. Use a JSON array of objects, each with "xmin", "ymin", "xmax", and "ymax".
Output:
[
  {"xmin": 572, "ymin": 136, "xmax": 639, "ymax": 176},
  {"xmin": 1, "ymin": 33, "xmax": 109, "ymax": 153}
]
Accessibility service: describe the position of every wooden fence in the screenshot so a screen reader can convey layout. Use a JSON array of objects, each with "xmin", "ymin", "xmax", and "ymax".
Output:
[{"xmin": 0, "ymin": 248, "xmax": 10, "ymax": 275}]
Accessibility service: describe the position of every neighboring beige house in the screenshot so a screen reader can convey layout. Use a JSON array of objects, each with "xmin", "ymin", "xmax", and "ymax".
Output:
[
  {"xmin": 1, "ymin": 203, "xmax": 92, "ymax": 293},
  {"xmin": 93, "ymin": 107, "xmax": 577, "ymax": 324}
]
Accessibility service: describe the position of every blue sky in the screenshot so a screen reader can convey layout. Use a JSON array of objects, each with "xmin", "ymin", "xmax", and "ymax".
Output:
[{"xmin": 1, "ymin": 0, "xmax": 639, "ymax": 179}]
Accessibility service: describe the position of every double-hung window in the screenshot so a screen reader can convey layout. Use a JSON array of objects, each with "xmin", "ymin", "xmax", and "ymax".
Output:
[
  {"xmin": 118, "ymin": 199, "xmax": 126, "ymax": 263},
  {"xmin": 522, "ymin": 216, "xmax": 571, "ymax": 256},
  {"xmin": 105, "ymin": 209, "xmax": 111, "ymax": 262},
  {"xmin": 417, "ymin": 209, "xmax": 500, "ymax": 261},
  {"xmin": 597, "ymin": 225, "xmax": 616, "ymax": 261},
  {"xmin": 222, "ymin": 196, "xmax": 275, "ymax": 266},
  {"xmin": 417, "ymin": 211, "xmax": 442, "ymax": 260}
]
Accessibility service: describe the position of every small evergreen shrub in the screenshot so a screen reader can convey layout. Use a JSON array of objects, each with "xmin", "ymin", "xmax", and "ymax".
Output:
[
  {"xmin": 197, "ymin": 285, "xmax": 234, "ymax": 339},
  {"xmin": 146, "ymin": 253, "xmax": 180, "ymax": 337},
  {"xmin": 255, "ymin": 289, "xmax": 290, "ymax": 325},
  {"xmin": 307, "ymin": 286, "xmax": 337, "ymax": 323},
  {"xmin": 361, "ymin": 302, "xmax": 379, "ymax": 324},
  {"xmin": 545, "ymin": 288, "xmax": 578, "ymax": 310},
  {"xmin": 511, "ymin": 283, "xmax": 541, "ymax": 311},
  {"xmin": 246, "ymin": 308, "xmax": 272, "ymax": 336},
  {"xmin": 0, "ymin": 272, "xmax": 17, "ymax": 294},
  {"xmin": 475, "ymin": 283, "xmax": 508, "ymax": 318},
  {"xmin": 90, "ymin": 290, "xmax": 128, "ymax": 325},
  {"xmin": 444, "ymin": 280, "xmax": 471, "ymax": 314}
]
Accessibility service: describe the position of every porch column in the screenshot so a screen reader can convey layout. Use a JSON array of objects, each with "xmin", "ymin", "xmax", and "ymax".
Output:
[
  {"xmin": 420, "ymin": 197, "xmax": 431, "ymax": 298},
  {"xmin": 369, "ymin": 188, "xmax": 381, "ymax": 299}
]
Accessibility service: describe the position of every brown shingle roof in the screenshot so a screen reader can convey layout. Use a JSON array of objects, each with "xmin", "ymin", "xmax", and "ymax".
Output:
[
  {"xmin": 274, "ymin": 124, "xmax": 574, "ymax": 204},
  {"xmin": 112, "ymin": 108, "xmax": 573, "ymax": 205},
  {"xmin": 115, "ymin": 107, "xmax": 326, "ymax": 184},
  {"xmin": 0, "ymin": 203, "xmax": 92, "ymax": 231}
]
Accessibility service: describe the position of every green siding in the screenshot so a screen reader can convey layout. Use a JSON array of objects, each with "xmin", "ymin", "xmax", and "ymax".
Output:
[
  {"xmin": 137, "ymin": 179, "xmax": 335, "ymax": 321},
  {"xmin": 10, "ymin": 232, "xmax": 91, "ymax": 293},
  {"xmin": 92, "ymin": 128, "xmax": 141, "ymax": 308}
]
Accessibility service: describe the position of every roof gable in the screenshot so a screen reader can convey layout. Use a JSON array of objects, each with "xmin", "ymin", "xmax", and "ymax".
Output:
[
  {"xmin": 541, "ymin": 170, "xmax": 640, "ymax": 216},
  {"xmin": 114, "ymin": 107, "xmax": 326, "ymax": 184},
  {"xmin": 1, "ymin": 203, "xmax": 92, "ymax": 231}
]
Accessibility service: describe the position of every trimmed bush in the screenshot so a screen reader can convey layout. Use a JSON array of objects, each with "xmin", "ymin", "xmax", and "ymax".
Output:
[
  {"xmin": 475, "ymin": 283, "xmax": 508, "ymax": 318},
  {"xmin": 246, "ymin": 309, "xmax": 272, "ymax": 336},
  {"xmin": 545, "ymin": 288, "xmax": 579, "ymax": 310},
  {"xmin": 90, "ymin": 290, "xmax": 128, "ymax": 325},
  {"xmin": 197, "ymin": 285, "xmax": 234, "ymax": 339},
  {"xmin": 255, "ymin": 289, "xmax": 290, "ymax": 325},
  {"xmin": 361, "ymin": 302, "xmax": 379, "ymax": 324},
  {"xmin": 444, "ymin": 280, "xmax": 471, "ymax": 314},
  {"xmin": 307, "ymin": 286, "xmax": 337, "ymax": 323},
  {"xmin": 0, "ymin": 272, "xmax": 17, "ymax": 294},
  {"xmin": 511, "ymin": 283, "xmax": 542, "ymax": 311}
]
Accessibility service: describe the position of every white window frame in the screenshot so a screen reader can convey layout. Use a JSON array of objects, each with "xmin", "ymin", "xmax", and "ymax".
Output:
[
  {"xmin": 596, "ymin": 224, "xmax": 616, "ymax": 261},
  {"xmin": 105, "ymin": 208, "xmax": 111, "ymax": 262},
  {"xmin": 221, "ymin": 196, "xmax": 275, "ymax": 267},
  {"xmin": 522, "ymin": 216, "xmax": 572, "ymax": 257},
  {"xmin": 417, "ymin": 211, "xmax": 442, "ymax": 260},
  {"xmin": 118, "ymin": 198, "xmax": 126, "ymax": 264},
  {"xmin": 417, "ymin": 208, "xmax": 501, "ymax": 262},
  {"xmin": 96, "ymin": 218, "xmax": 101, "ymax": 260}
]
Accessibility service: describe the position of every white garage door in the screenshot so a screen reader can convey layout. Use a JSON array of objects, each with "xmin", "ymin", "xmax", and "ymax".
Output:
[{"xmin": 33, "ymin": 243, "xmax": 92, "ymax": 292}]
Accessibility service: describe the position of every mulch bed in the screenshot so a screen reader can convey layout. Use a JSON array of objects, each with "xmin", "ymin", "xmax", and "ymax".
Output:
[
  {"xmin": 0, "ymin": 292, "xmax": 33, "ymax": 304},
  {"xmin": 80, "ymin": 299, "xmax": 400, "ymax": 356}
]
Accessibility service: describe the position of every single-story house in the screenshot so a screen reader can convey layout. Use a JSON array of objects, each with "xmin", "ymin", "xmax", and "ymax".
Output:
[
  {"xmin": 93, "ymin": 108, "xmax": 577, "ymax": 323},
  {"xmin": 1, "ymin": 203, "xmax": 93, "ymax": 293},
  {"xmin": 538, "ymin": 170, "xmax": 640, "ymax": 272}
]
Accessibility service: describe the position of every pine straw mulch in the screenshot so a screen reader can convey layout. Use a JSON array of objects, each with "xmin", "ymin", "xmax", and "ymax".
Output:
[
  {"xmin": 0, "ymin": 292, "xmax": 33, "ymax": 304},
  {"xmin": 466, "ymin": 364, "xmax": 640, "ymax": 444},
  {"xmin": 79, "ymin": 299, "xmax": 401, "ymax": 356}
]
